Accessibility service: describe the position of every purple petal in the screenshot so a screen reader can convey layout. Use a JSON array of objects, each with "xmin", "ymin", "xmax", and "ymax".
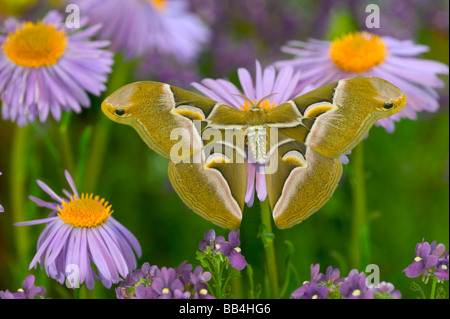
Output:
[{"xmin": 229, "ymin": 250, "xmax": 248, "ymax": 271}]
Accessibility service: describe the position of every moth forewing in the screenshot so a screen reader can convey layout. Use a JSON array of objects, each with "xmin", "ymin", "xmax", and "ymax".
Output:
[
  {"xmin": 264, "ymin": 126, "xmax": 281, "ymax": 175},
  {"xmin": 223, "ymin": 128, "xmax": 247, "ymax": 164}
]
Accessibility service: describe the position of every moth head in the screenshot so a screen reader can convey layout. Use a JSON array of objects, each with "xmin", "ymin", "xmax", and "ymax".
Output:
[{"xmin": 335, "ymin": 76, "xmax": 407, "ymax": 118}]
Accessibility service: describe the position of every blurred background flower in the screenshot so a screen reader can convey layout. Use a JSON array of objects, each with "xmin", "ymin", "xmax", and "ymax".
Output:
[
  {"xmin": 72, "ymin": 0, "xmax": 211, "ymax": 62},
  {"xmin": 275, "ymin": 31, "xmax": 449, "ymax": 132},
  {"xmin": 0, "ymin": 10, "xmax": 113, "ymax": 126}
]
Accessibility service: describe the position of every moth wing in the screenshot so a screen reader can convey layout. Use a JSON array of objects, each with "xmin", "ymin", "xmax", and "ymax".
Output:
[
  {"xmin": 101, "ymin": 81, "xmax": 245, "ymax": 161},
  {"xmin": 265, "ymin": 136, "xmax": 343, "ymax": 229},
  {"xmin": 267, "ymin": 76, "xmax": 406, "ymax": 158},
  {"xmin": 168, "ymin": 142, "xmax": 247, "ymax": 229}
]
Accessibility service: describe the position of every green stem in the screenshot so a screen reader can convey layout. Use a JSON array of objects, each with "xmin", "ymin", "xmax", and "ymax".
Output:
[
  {"xmin": 349, "ymin": 142, "xmax": 370, "ymax": 269},
  {"xmin": 247, "ymin": 264, "xmax": 255, "ymax": 299},
  {"xmin": 215, "ymin": 258, "xmax": 223, "ymax": 299},
  {"xmin": 10, "ymin": 125, "xmax": 32, "ymax": 279},
  {"xmin": 260, "ymin": 199, "xmax": 279, "ymax": 298},
  {"xmin": 430, "ymin": 276, "xmax": 438, "ymax": 299},
  {"xmin": 83, "ymin": 54, "xmax": 135, "ymax": 192},
  {"xmin": 231, "ymin": 274, "xmax": 244, "ymax": 299},
  {"xmin": 59, "ymin": 113, "xmax": 76, "ymax": 174}
]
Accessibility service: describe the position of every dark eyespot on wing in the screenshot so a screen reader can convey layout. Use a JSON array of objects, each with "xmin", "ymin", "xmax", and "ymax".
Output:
[
  {"xmin": 383, "ymin": 101, "xmax": 394, "ymax": 109},
  {"xmin": 115, "ymin": 108, "xmax": 125, "ymax": 116}
]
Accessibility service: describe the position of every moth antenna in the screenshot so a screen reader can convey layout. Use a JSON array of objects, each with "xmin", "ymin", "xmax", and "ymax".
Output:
[
  {"xmin": 232, "ymin": 93, "xmax": 253, "ymax": 104},
  {"xmin": 255, "ymin": 92, "xmax": 279, "ymax": 109},
  {"xmin": 232, "ymin": 93, "xmax": 257, "ymax": 109}
]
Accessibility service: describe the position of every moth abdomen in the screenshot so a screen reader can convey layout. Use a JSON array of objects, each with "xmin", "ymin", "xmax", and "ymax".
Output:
[{"xmin": 246, "ymin": 126, "xmax": 269, "ymax": 165}]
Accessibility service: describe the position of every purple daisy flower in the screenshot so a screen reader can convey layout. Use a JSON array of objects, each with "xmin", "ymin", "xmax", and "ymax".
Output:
[
  {"xmin": 15, "ymin": 170, "xmax": 142, "ymax": 290},
  {"xmin": 275, "ymin": 31, "xmax": 449, "ymax": 132},
  {"xmin": 73, "ymin": 0, "xmax": 210, "ymax": 61},
  {"xmin": 403, "ymin": 239, "xmax": 442, "ymax": 278},
  {"xmin": 0, "ymin": 275, "xmax": 47, "ymax": 299},
  {"xmin": 0, "ymin": 10, "xmax": 113, "ymax": 126},
  {"xmin": 219, "ymin": 230, "xmax": 248, "ymax": 271}
]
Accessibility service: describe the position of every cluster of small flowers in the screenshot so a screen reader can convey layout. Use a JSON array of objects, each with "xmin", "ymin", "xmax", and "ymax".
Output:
[
  {"xmin": 198, "ymin": 229, "xmax": 248, "ymax": 271},
  {"xmin": 403, "ymin": 239, "xmax": 448, "ymax": 281},
  {"xmin": 290, "ymin": 264, "xmax": 401, "ymax": 299},
  {"xmin": 116, "ymin": 261, "xmax": 214, "ymax": 299},
  {"xmin": 0, "ymin": 275, "xmax": 48, "ymax": 299},
  {"xmin": 196, "ymin": 229, "xmax": 248, "ymax": 299}
]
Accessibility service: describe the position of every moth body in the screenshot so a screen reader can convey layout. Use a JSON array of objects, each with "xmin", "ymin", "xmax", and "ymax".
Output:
[{"xmin": 245, "ymin": 125, "xmax": 269, "ymax": 165}]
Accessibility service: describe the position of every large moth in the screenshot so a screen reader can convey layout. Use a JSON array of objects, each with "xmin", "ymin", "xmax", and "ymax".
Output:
[{"xmin": 101, "ymin": 76, "xmax": 406, "ymax": 229}]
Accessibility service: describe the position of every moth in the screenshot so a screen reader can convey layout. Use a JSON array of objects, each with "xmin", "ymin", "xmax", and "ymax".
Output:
[{"xmin": 101, "ymin": 76, "xmax": 406, "ymax": 229}]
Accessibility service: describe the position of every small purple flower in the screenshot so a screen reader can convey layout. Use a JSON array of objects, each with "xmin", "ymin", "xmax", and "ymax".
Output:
[
  {"xmin": 151, "ymin": 267, "xmax": 185, "ymax": 299},
  {"xmin": 15, "ymin": 170, "xmax": 142, "ymax": 290},
  {"xmin": 198, "ymin": 229, "xmax": 225, "ymax": 252},
  {"xmin": 134, "ymin": 284, "xmax": 159, "ymax": 299},
  {"xmin": 0, "ymin": 10, "xmax": 113, "ymax": 126},
  {"xmin": 435, "ymin": 252, "xmax": 449, "ymax": 281},
  {"xmin": 339, "ymin": 269, "xmax": 374, "ymax": 299},
  {"xmin": 291, "ymin": 282, "xmax": 328, "ymax": 299},
  {"xmin": 190, "ymin": 266, "xmax": 214, "ymax": 299},
  {"xmin": 309, "ymin": 264, "xmax": 343, "ymax": 285},
  {"xmin": 175, "ymin": 260, "xmax": 194, "ymax": 286},
  {"xmin": 116, "ymin": 262, "xmax": 160, "ymax": 299},
  {"xmin": 403, "ymin": 240, "xmax": 441, "ymax": 278},
  {"xmin": 373, "ymin": 281, "xmax": 402, "ymax": 299},
  {"xmin": 0, "ymin": 275, "xmax": 47, "ymax": 299},
  {"xmin": 117, "ymin": 261, "xmax": 214, "ymax": 299},
  {"xmin": 219, "ymin": 230, "xmax": 248, "ymax": 271}
]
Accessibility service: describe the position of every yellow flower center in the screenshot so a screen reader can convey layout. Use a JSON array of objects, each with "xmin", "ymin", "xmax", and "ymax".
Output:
[
  {"xmin": 58, "ymin": 194, "xmax": 113, "ymax": 228},
  {"xmin": 2, "ymin": 21, "xmax": 67, "ymax": 68},
  {"xmin": 240, "ymin": 98, "xmax": 277, "ymax": 111},
  {"xmin": 147, "ymin": 0, "xmax": 166, "ymax": 11},
  {"xmin": 352, "ymin": 289, "xmax": 361, "ymax": 296},
  {"xmin": 329, "ymin": 32, "xmax": 388, "ymax": 73}
]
